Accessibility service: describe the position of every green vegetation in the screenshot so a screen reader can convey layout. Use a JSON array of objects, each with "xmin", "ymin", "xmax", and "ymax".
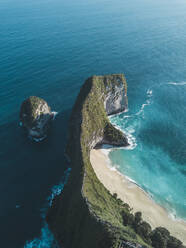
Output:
[
  {"xmin": 150, "ymin": 228, "xmax": 183, "ymax": 248},
  {"xmin": 47, "ymin": 75, "xmax": 184, "ymax": 248},
  {"xmin": 121, "ymin": 210, "xmax": 183, "ymax": 247},
  {"xmin": 20, "ymin": 96, "xmax": 47, "ymax": 128}
]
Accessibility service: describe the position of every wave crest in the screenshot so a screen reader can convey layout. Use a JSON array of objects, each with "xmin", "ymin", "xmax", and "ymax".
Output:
[
  {"xmin": 168, "ymin": 82, "xmax": 186, "ymax": 86},
  {"xmin": 136, "ymin": 88, "xmax": 153, "ymax": 117}
]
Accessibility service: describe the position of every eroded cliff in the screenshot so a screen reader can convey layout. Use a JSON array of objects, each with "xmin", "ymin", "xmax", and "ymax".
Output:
[
  {"xmin": 46, "ymin": 74, "xmax": 150, "ymax": 248},
  {"xmin": 46, "ymin": 75, "xmax": 184, "ymax": 248}
]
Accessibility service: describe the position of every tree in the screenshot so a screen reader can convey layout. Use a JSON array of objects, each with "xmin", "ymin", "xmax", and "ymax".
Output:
[
  {"xmin": 121, "ymin": 210, "xmax": 134, "ymax": 226},
  {"xmin": 137, "ymin": 221, "xmax": 152, "ymax": 244},
  {"xmin": 150, "ymin": 229, "xmax": 167, "ymax": 248},
  {"xmin": 134, "ymin": 212, "xmax": 142, "ymax": 225},
  {"xmin": 167, "ymin": 236, "xmax": 183, "ymax": 248}
]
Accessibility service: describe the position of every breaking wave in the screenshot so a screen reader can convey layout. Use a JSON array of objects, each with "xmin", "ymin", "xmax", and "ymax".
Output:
[
  {"xmin": 52, "ymin": 111, "xmax": 58, "ymax": 120},
  {"xmin": 110, "ymin": 88, "xmax": 153, "ymax": 151},
  {"xmin": 135, "ymin": 89, "xmax": 153, "ymax": 117},
  {"xmin": 24, "ymin": 168, "xmax": 71, "ymax": 248},
  {"xmin": 24, "ymin": 223, "xmax": 58, "ymax": 248}
]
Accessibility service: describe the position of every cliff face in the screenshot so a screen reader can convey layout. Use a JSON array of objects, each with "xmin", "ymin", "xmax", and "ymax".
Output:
[
  {"xmin": 20, "ymin": 96, "xmax": 53, "ymax": 140},
  {"xmin": 104, "ymin": 75, "xmax": 128, "ymax": 115},
  {"xmin": 46, "ymin": 75, "xmax": 150, "ymax": 248}
]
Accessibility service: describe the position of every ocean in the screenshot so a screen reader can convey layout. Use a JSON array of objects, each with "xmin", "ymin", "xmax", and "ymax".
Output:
[{"xmin": 0, "ymin": 0, "xmax": 186, "ymax": 247}]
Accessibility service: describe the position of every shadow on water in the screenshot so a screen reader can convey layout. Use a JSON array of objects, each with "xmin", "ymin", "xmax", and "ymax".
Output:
[{"xmin": 0, "ymin": 109, "xmax": 71, "ymax": 248}]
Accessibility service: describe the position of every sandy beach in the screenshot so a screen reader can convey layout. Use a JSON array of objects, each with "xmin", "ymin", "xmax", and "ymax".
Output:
[{"xmin": 90, "ymin": 149, "xmax": 186, "ymax": 245}]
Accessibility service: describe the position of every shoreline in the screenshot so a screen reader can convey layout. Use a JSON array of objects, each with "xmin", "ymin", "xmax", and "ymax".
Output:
[{"xmin": 90, "ymin": 148, "xmax": 186, "ymax": 245}]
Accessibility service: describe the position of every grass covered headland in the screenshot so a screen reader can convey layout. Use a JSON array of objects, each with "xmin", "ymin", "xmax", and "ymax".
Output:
[{"xmin": 46, "ymin": 75, "xmax": 184, "ymax": 248}]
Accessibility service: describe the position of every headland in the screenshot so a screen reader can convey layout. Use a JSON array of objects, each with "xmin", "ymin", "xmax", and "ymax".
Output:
[{"xmin": 47, "ymin": 74, "xmax": 185, "ymax": 248}]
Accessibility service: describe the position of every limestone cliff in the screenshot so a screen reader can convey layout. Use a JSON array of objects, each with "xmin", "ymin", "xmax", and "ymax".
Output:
[
  {"xmin": 47, "ymin": 74, "xmax": 149, "ymax": 248},
  {"xmin": 47, "ymin": 75, "xmax": 184, "ymax": 248},
  {"xmin": 20, "ymin": 96, "xmax": 53, "ymax": 140},
  {"xmin": 104, "ymin": 75, "xmax": 128, "ymax": 115},
  {"xmin": 47, "ymin": 75, "xmax": 183, "ymax": 248}
]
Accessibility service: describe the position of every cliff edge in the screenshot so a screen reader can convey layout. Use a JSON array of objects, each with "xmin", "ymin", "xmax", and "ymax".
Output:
[{"xmin": 46, "ymin": 75, "xmax": 184, "ymax": 248}]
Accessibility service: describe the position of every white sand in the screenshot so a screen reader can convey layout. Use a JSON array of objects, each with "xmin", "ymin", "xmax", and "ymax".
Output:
[{"xmin": 90, "ymin": 149, "xmax": 186, "ymax": 244}]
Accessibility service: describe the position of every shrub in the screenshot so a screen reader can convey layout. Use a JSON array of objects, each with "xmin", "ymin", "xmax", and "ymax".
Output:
[
  {"xmin": 113, "ymin": 193, "xmax": 117, "ymax": 199},
  {"xmin": 133, "ymin": 212, "xmax": 142, "ymax": 231},
  {"xmin": 121, "ymin": 210, "xmax": 134, "ymax": 226},
  {"xmin": 150, "ymin": 229, "xmax": 167, "ymax": 248},
  {"xmin": 134, "ymin": 212, "xmax": 142, "ymax": 225},
  {"xmin": 167, "ymin": 236, "xmax": 183, "ymax": 248},
  {"xmin": 136, "ymin": 221, "xmax": 152, "ymax": 244}
]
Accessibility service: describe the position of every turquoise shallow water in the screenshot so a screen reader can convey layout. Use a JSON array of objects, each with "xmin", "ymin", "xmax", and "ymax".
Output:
[
  {"xmin": 109, "ymin": 82, "xmax": 186, "ymax": 220},
  {"xmin": 0, "ymin": 0, "xmax": 186, "ymax": 247}
]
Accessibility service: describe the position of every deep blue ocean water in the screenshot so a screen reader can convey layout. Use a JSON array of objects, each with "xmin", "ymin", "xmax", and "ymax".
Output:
[{"xmin": 0, "ymin": 0, "xmax": 186, "ymax": 247}]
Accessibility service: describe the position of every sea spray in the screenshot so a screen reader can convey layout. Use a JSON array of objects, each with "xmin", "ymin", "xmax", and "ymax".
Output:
[
  {"xmin": 167, "ymin": 82, "xmax": 186, "ymax": 86},
  {"xmin": 109, "ymin": 88, "xmax": 153, "ymax": 151},
  {"xmin": 24, "ymin": 168, "xmax": 71, "ymax": 248},
  {"xmin": 135, "ymin": 89, "xmax": 153, "ymax": 117},
  {"xmin": 52, "ymin": 112, "xmax": 59, "ymax": 120},
  {"xmin": 24, "ymin": 223, "xmax": 58, "ymax": 248}
]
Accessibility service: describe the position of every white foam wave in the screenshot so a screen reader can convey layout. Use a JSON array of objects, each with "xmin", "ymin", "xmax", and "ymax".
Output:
[
  {"xmin": 165, "ymin": 203, "xmax": 186, "ymax": 222},
  {"xmin": 24, "ymin": 168, "xmax": 71, "ymax": 248},
  {"xmin": 135, "ymin": 88, "xmax": 153, "ymax": 117},
  {"xmin": 110, "ymin": 166, "xmax": 118, "ymax": 172},
  {"xmin": 118, "ymin": 123, "xmax": 137, "ymax": 149},
  {"xmin": 168, "ymin": 82, "xmax": 186, "ymax": 86},
  {"xmin": 168, "ymin": 209, "xmax": 177, "ymax": 220},
  {"xmin": 33, "ymin": 135, "xmax": 47, "ymax": 142},
  {"xmin": 123, "ymin": 115, "xmax": 131, "ymax": 119},
  {"xmin": 109, "ymin": 88, "xmax": 154, "ymax": 151},
  {"xmin": 24, "ymin": 223, "xmax": 58, "ymax": 248},
  {"xmin": 48, "ymin": 168, "xmax": 71, "ymax": 207},
  {"xmin": 110, "ymin": 121, "xmax": 137, "ymax": 150},
  {"xmin": 122, "ymin": 88, "xmax": 153, "ymax": 148},
  {"xmin": 52, "ymin": 111, "xmax": 58, "ymax": 120},
  {"xmin": 105, "ymin": 161, "xmax": 140, "ymax": 188},
  {"xmin": 125, "ymin": 175, "xmax": 137, "ymax": 184},
  {"xmin": 147, "ymin": 89, "xmax": 153, "ymax": 96},
  {"xmin": 122, "ymin": 132, "xmax": 137, "ymax": 150}
]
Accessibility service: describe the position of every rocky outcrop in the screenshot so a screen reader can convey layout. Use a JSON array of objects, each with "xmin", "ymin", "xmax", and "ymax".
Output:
[
  {"xmin": 47, "ymin": 75, "xmax": 150, "ymax": 248},
  {"xmin": 103, "ymin": 75, "xmax": 128, "ymax": 115},
  {"xmin": 20, "ymin": 96, "xmax": 53, "ymax": 140}
]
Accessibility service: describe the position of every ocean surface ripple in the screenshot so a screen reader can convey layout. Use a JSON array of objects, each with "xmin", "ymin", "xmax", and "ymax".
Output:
[
  {"xmin": 0, "ymin": 0, "xmax": 186, "ymax": 246},
  {"xmin": 109, "ymin": 82, "xmax": 186, "ymax": 221}
]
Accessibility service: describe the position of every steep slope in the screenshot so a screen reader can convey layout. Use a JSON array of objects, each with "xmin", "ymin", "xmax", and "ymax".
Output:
[{"xmin": 46, "ymin": 74, "xmax": 183, "ymax": 248}]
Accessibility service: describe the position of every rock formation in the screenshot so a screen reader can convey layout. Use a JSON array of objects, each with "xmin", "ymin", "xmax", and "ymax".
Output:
[
  {"xmin": 46, "ymin": 74, "xmax": 141, "ymax": 248},
  {"xmin": 46, "ymin": 74, "xmax": 184, "ymax": 248},
  {"xmin": 20, "ymin": 96, "xmax": 53, "ymax": 140},
  {"xmin": 103, "ymin": 75, "xmax": 128, "ymax": 115}
]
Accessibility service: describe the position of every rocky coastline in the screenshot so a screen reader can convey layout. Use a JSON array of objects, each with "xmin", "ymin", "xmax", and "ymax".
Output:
[{"xmin": 46, "ymin": 74, "xmax": 184, "ymax": 248}]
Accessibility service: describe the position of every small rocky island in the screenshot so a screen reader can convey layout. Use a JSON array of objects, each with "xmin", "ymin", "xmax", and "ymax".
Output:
[
  {"xmin": 46, "ymin": 74, "xmax": 184, "ymax": 248},
  {"xmin": 20, "ymin": 96, "xmax": 54, "ymax": 140}
]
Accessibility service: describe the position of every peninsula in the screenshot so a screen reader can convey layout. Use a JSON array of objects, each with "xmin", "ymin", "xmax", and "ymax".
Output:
[{"xmin": 47, "ymin": 74, "xmax": 185, "ymax": 248}]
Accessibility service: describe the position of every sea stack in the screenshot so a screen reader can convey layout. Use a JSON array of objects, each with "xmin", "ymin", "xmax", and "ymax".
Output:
[{"xmin": 20, "ymin": 96, "xmax": 53, "ymax": 140}]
